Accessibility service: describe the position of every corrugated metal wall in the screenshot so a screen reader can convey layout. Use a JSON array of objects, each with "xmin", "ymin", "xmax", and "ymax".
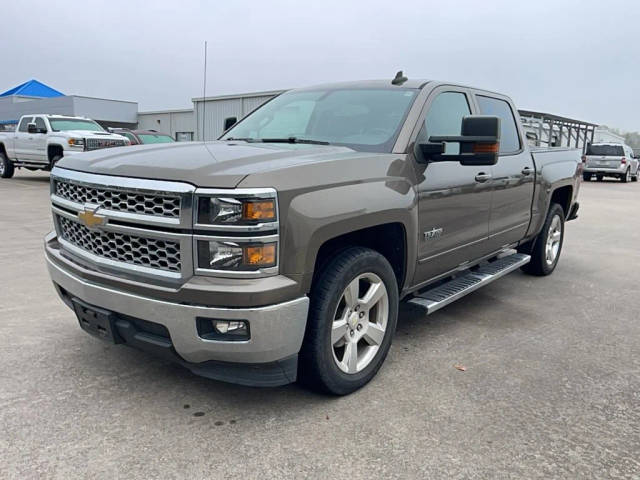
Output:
[
  {"xmin": 137, "ymin": 110, "xmax": 195, "ymax": 140},
  {"xmin": 194, "ymin": 93, "xmax": 281, "ymax": 141}
]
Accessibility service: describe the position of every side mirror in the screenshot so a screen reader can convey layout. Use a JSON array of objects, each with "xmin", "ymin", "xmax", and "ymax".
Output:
[
  {"xmin": 418, "ymin": 115, "xmax": 501, "ymax": 166},
  {"xmin": 27, "ymin": 123, "xmax": 38, "ymax": 134},
  {"xmin": 224, "ymin": 117, "xmax": 237, "ymax": 131}
]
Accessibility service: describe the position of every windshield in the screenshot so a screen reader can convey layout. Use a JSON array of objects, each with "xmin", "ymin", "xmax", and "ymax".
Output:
[
  {"xmin": 587, "ymin": 144, "xmax": 624, "ymax": 156},
  {"xmin": 138, "ymin": 133, "xmax": 175, "ymax": 144},
  {"xmin": 49, "ymin": 118, "xmax": 104, "ymax": 132},
  {"xmin": 221, "ymin": 88, "xmax": 418, "ymax": 153}
]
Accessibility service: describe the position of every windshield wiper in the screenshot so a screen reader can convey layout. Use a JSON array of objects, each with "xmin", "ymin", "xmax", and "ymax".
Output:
[
  {"xmin": 225, "ymin": 137, "xmax": 259, "ymax": 142},
  {"xmin": 259, "ymin": 137, "xmax": 330, "ymax": 145}
]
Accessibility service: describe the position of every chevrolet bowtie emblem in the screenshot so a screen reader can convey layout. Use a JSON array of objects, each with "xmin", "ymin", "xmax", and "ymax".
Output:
[{"xmin": 77, "ymin": 205, "xmax": 106, "ymax": 229}]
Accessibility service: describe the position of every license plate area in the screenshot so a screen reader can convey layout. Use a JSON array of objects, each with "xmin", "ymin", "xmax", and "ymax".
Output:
[{"xmin": 72, "ymin": 297, "xmax": 122, "ymax": 344}]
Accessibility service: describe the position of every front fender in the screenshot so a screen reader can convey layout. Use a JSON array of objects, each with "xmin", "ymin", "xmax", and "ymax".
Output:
[{"xmin": 280, "ymin": 179, "xmax": 418, "ymax": 292}]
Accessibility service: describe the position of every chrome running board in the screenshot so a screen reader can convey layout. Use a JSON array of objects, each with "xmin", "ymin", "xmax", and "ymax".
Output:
[{"xmin": 407, "ymin": 253, "xmax": 531, "ymax": 315}]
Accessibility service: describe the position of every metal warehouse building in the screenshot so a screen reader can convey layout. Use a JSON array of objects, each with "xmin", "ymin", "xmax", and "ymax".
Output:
[
  {"xmin": 0, "ymin": 79, "xmax": 138, "ymax": 130},
  {"xmin": 136, "ymin": 108, "xmax": 195, "ymax": 141},
  {"xmin": 1, "ymin": 80, "xmax": 621, "ymax": 152},
  {"xmin": 136, "ymin": 90, "xmax": 284, "ymax": 141}
]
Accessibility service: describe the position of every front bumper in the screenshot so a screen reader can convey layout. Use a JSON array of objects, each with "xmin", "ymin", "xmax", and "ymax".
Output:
[{"xmin": 45, "ymin": 236, "xmax": 310, "ymax": 386}]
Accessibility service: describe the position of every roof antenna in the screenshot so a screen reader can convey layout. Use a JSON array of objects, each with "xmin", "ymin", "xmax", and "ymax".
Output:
[
  {"xmin": 391, "ymin": 71, "xmax": 408, "ymax": 85},
  {"xmin": 201, "ymin": 40, "xmax": 207, "ymax": 142}
]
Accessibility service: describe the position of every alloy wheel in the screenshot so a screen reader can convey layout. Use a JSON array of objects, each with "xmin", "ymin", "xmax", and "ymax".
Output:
[
  {"xmin": 545, "ymin": 215, "xmax": 563, "ymax": 266},
  {"xmin": 331, "ymin": 273, "xmax": 389, "ymax": 374}
]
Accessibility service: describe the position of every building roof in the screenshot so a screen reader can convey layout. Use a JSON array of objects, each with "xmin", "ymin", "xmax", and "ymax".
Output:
[{"xmin": 0, "ymin": 79, "xmax": 64, "ymax": 98}]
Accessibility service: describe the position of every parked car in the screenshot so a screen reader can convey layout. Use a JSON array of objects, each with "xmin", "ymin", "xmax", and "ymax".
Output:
[
  {"xmin": 44, "ymin": 75, "xmax": 581, "ymax": 395},
  {"xmin": 0, "ymin": 115, "xmax": 129, "ymax": 178},
  {"xmin": 583, "ymin": 142, "xmax": 639, "ymax": 182},
  {"xmin": 110, "ymin": 128, "xmax": 175, "ymax": 145}
]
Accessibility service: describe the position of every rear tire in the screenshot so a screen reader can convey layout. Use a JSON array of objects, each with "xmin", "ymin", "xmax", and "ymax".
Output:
[
  {"xmin": 298, "ymin": 247, "xmax": 399, "ymax": 395},
  {"xmin": 0, "ymin": 153, "xmax": 14, "ymax": 178},
  {"xmin": 621, "ymin": 168, "xmax": 630, "ymax": 183},
  {"xmin": 521, "ymin": 203, "xmax": 565, "ymax": 277}
]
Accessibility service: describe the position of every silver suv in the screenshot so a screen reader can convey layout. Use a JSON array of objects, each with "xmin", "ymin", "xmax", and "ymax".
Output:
[{"xmin": 583, "ymin": 143, "xmax": 639, "ymax": 182}]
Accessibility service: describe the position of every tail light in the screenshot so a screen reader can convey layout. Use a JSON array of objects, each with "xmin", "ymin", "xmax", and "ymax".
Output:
[{"xmin": 621, "ymin": 157, "xmax": 627, "ymax": 165}]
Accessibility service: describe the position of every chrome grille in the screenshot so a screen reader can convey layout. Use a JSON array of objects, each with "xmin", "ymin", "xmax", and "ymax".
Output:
[
  {"xmin": 57, "ymin": 215, "xmax": 182, "ymax": 273},
  {"xmin": 55, "ymin": 180, "xmax": 181, "ymax": 218},
  {"xmin": 85, "ymin": 138, "xmax": 126, "ymax": 150}
]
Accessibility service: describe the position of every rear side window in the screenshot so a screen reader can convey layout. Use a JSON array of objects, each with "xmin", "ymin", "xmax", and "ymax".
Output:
[
  {"xmin": 424, "ymin": 92, "xmax": 471, "ymax": 154},
  {"xmin": 586, "ymin": 144, "xmax": 624, "ymax": 156},
  {"xmin": 476, "ymin": 96, "xmax": 521, "ymax": 154},
  {"xmin": 18, "ymin": 117, "xmax": 33, "ymax": 132}
]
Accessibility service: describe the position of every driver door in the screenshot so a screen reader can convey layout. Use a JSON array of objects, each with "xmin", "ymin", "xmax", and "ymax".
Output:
[
  {"xmin": 412, "ymin": 89, "xmax": 493, "ymax": 285},
  {"xmin": 31, "ymin": 117, "xmax": 49, "ymax": 164}
]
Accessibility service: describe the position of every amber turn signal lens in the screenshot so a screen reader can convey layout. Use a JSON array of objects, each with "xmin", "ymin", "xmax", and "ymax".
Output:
[
  {"xmin": 242, "ymin": 200, "xmax": 276, "ymax": 221},
  {"xmin": 243, "ymin": 243, "xmax": 276, "ymax": 267},
  {"xmin": 473, "ymin": 142, "xmax": 499, "ymax": 154}
]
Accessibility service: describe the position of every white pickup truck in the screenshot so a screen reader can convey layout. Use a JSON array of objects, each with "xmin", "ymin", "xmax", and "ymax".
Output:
[{"xmin": 0, "ymin": 114, "xmax": 130, "ymax": 178}]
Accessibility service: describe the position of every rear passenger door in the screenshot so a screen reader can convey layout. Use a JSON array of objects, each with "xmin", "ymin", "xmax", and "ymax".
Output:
[{"xmin": 473, "ymin": 93, "xmax": 534, "ymax": 251}]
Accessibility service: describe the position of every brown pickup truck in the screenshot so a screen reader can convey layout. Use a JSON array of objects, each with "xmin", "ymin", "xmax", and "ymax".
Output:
[{"xmin": 44, "ymin": 75, "xmax": 581, "ymax": 395}]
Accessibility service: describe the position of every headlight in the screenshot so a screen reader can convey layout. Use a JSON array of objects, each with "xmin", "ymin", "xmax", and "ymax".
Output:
[
  {"xmin": 194, "ymin": 188, "xmax": 279, "ymax": 276},
  {"xmin": 196, "ymin": 195, "xmax": 276, "ymax": 225},
  {"xmin": 68, "ymin": 138, "xmax": 84, "ymax": 147},
  {"xmin": 196, "ymin": 240, "xmax": 277, "ymax": 271}
]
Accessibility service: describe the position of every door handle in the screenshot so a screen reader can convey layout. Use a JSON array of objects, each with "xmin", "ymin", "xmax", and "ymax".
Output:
[
  {"xmin": 475, "ymin": 172, "xmax": 492, "ymax": 183},
  {"xmin": 521, "ymin": 166, "xmax": 533, "ymax": 175}
]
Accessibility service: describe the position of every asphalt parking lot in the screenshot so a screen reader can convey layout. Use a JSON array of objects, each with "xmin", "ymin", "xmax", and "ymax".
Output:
[{"xmin": 1, "ymin": 170, "xmax": 639, "ymax": 479}]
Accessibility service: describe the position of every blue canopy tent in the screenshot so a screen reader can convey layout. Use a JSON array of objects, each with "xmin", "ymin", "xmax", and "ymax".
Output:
[{"xmin": 0, "ymin": 79, "xmax": 64, "ymax": 98}]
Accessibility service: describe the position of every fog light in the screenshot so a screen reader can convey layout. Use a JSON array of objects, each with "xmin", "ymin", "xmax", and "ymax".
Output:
[
  {"xmin": 197, "ymin": 317, "xmax": 250, "ymax": 341},
  {"xmin": 214, "ymin": 320, "xmax": 246, "ymax": 334}
]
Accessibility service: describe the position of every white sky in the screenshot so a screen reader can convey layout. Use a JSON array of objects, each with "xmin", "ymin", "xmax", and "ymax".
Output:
[{"xmin": 2, "ymin": 0, "xmax": 638, "ymax": 131}]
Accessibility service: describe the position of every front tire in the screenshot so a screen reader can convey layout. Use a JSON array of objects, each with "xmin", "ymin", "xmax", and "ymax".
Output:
[
  {"xmin": 299, "ymin": 247, "xmax": 399, "ymax": 395},
  {"xmin": 521, "ymin": 203, "xmax": 565, "ymax": 276},
  {"xmin": 0, "ymin": 153, "xmax": 14, "ymax": 178},
  {"xmin": 47, "ymin": 155, "xmax": 62, "ymax": 172},
  {"xmin": 582, "ymin": 173, "xmax": 591, "ymax": 181}
]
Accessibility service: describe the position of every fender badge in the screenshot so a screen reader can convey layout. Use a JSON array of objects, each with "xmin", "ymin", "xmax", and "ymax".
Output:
[{"xmin": 424, "ymin": 228, "xmax": 443, "ymax": 240}]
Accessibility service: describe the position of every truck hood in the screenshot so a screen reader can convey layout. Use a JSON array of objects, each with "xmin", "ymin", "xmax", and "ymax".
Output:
[
  {"xmin": 56, "ymin": 141, "xmax": 373, "ymax": 188},
  {"xmin": 60, "ymin": 130, "xmax": 127, "ymax": 140}
]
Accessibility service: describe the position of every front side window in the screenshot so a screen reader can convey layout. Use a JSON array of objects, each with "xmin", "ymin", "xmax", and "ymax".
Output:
[
  {"xmin": 222, "ymin": 88, "xmax": 418, "ymax": 153},
  {"xmin": 423, "ymin": 92, "xmax": 471, "ymax": 154},
  {"xmin": 476, "ymin": 96, "xmax": 521, "ymax": 153},
  {"xmin": 18, "ymin": 117, "xmax": 33, "ymax": 132},
  {"xmin": 48, "ymin": 118, "xmax": 104, "ymax": 132},
  {"xmin": 34, "ymin": 117, "xmax": 47, "ymax": 132}
]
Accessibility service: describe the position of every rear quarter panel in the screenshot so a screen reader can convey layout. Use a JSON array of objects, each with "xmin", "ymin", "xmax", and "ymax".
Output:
[{"xmin": 526, "ymin": 147, "xmax": 581, "ymax": 238}]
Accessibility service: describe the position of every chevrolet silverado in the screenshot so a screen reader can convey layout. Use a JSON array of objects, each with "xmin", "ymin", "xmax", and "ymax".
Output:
[{"xmin": 44, "ymin": 75, "xmax": 581, "ymax": 395}]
